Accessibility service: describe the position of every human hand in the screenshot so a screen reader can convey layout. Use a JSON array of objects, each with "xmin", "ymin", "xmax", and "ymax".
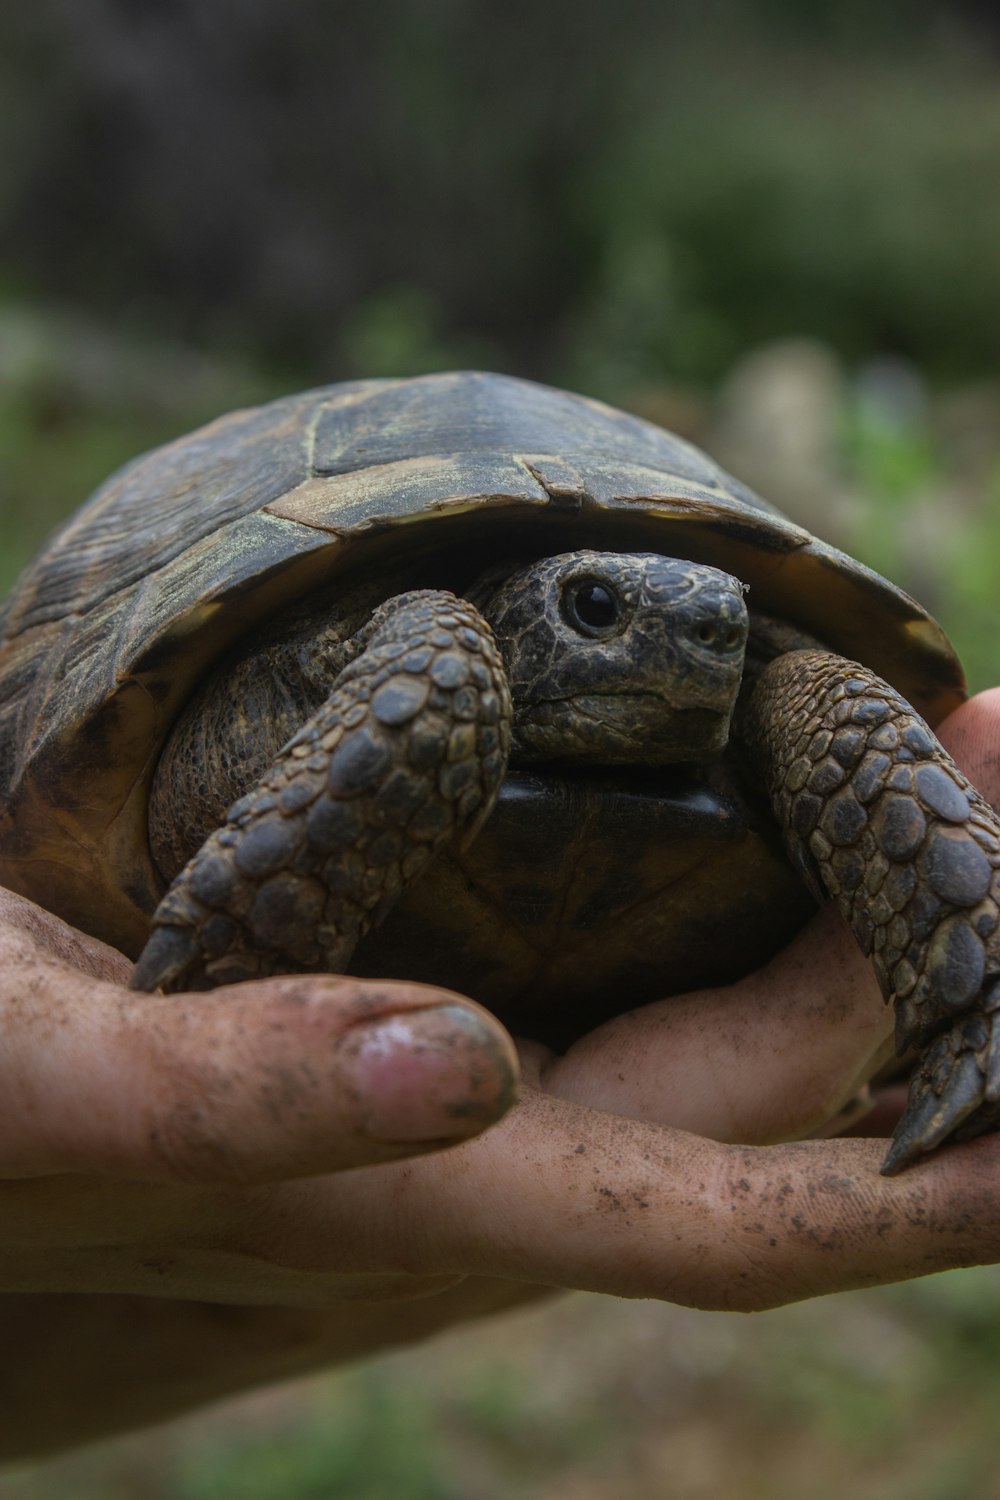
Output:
[
  {"xmin": 0, "ymin": 886, "xmax": 521, "ymax": 1456},
  {"xmin": 4, "ymin": 691, "xmax": 1000, "ymax": 1460}
]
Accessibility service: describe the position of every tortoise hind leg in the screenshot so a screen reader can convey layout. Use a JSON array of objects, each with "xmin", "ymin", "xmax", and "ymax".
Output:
[
  {"xmin": 743, "ymin": 648, "xmax": 1000, "ymax": 1173},
  {"xmin": 132, "ymin": 591, "xmax": 511, "ymax": 993}
]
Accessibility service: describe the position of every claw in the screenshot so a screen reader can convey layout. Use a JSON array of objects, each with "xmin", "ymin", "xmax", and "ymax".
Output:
[
  {"xmin": 130, "ymin": 924, "xmax": 199, "ymax": 992},
  {"xmin": 882, "ymin": 1012, "xmax": 1000, "ymax": 1175}
]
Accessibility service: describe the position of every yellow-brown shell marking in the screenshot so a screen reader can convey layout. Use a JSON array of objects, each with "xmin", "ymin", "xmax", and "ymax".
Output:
[{"xmin": 0, "ymin": 372, "xmax": 965, "ymax": 957}]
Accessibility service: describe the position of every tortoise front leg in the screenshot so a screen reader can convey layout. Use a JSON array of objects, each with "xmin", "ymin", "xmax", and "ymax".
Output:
[
  {"xmin": 744, "ymin": 649, "xmax": 1000, "ymax": 1173},
  {"xmin": 132, "ymin": 591, "xmax": 511, "ymax": 994}
]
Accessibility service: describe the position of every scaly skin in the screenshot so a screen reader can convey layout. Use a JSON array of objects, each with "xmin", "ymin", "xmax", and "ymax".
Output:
[
  {"xmin": 134, "ymin": 551, "xmax": 1000, "ymax": 1174},
  {"xmin": 744, "ymin": 648, "xmax": 1000, "ymax": 1173},
  {"xmin": 134, "ymin": 551, "xmax": 748, "ymax": 997},
  {"xmin": 475, "ymin": 550, "xmax": 748, "ymax": 763},
  {"xmin": 132, "ymin": 591, "xmax": 512, "ymax": 992}
]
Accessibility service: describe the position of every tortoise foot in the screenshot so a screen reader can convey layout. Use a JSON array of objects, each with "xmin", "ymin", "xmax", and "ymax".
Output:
[
  {"xmin": 882, "ymin": 993, "xmax": 1000, "ymax": 1173},
  {"xmin": 746, "ymin": 648, "xmax": 1000, "ymax": 1168},
  {"xmin": 132, "ymin": 590, "xmax": 511, "ymax": 993}
]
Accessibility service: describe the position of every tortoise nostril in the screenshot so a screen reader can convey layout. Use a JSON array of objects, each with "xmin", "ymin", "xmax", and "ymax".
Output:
[{"xmin": 695, "ymin": 616, "xmax": 745, "ymax": 654}]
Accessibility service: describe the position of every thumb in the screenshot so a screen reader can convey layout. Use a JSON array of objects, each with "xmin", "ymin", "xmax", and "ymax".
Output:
[{"xmin": 1, "ymin": 892, "xmax": 518, "ymax": 1184}]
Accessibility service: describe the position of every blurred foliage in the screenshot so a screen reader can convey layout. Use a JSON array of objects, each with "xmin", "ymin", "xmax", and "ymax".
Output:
[
  {"xmin": 174, "ymin": 1372, "xmax": 455, "ymax": 1500},
  {"xmin": 567, "ymin": 68, "xmax": 1000, "ymax": 393},
  {"xmin": 9, "ymin": 1271, "xmax": 1000, "ymax": 1500},
  {"xmin": 1, "ymin": 2, "xmax": 1000, "ymax": 390}
]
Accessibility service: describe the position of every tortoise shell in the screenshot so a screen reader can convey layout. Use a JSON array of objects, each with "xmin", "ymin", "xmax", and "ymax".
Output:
[{"xmin": 0, "ymin": 372, "xmax": 965, "ymax": 1036}]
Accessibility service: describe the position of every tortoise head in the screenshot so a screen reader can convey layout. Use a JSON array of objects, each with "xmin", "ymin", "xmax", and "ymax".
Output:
[{"xmin": 474, "ymin": 550, "xmax": 749, "ymax": 765}]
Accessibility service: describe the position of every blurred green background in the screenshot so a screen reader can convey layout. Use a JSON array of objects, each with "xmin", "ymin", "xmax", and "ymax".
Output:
[{"xmin": 3, "ymin": 2, "xmax": 1000, "ymax": 1496}]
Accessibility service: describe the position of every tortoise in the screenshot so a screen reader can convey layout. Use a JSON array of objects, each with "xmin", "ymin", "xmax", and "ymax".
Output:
[{"xmin": 1, "ymin": 370, "xmax": 999, "ymax": 1173}]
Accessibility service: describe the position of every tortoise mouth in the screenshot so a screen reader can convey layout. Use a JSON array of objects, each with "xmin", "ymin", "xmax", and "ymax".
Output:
[
  {"xmin": 512, "ymin": 690, "xmax": 736, "ymax": 765},
  {"xmin": 532, "ymin": 689, "xmax": 670, "ymax": 705}
]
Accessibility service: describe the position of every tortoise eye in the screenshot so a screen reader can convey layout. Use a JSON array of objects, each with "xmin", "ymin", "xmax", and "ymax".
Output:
[{"xmin": 564, "ymin": 579, "xmax": 622, "ymax": 635}]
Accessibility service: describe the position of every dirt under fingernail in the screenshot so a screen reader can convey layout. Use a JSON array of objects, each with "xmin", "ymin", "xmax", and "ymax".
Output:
[{"xmin": 341, "ymin": 1004, "xmax": 518, "ymax": 1143}]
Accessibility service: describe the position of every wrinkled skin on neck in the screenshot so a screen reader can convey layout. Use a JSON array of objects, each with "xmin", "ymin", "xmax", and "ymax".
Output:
[{"xmin": 473, "ymin": 550, "xmax": 750, "ymax": 765}]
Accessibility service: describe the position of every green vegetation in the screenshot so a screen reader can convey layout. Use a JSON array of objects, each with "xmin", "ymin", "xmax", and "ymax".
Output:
[
  {"xmin": 563, "ymin": 61, "xmax": 1000, "ymax": 394},
  {"xmin": 4, "ymin": 10, "xmax": 1000, "ymax": 387}
]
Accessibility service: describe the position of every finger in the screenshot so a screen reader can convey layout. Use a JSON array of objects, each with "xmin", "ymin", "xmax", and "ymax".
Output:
[
  {"xmin": 810, "ymin": 1084, "xmax": 876, "ymax": 1136},
  {"xmin": 0, "ymin": 892, "xmax": 517, "ymax": 1182},
  {"xmin": 527, "ymin": 902, "xmax": 894, "ymax": 1144},
  {"xmin": 936, "ymin": 688, "xmax": 1000, "ymax": 802},
  {"xmin": 839, "ymin": 1083, "xmax": 909, "ymax": 1138},
  {"xmin": 386, "ymin": 1089, "xmax": 1000, "ymax": 1312},
  {"xmin": 1, "ymin": 886, "xmax": 132, "ymax": 986},
  {"xmin": 15, "ymin": 1087, "xmax": 996, "ymax": 1313}
]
